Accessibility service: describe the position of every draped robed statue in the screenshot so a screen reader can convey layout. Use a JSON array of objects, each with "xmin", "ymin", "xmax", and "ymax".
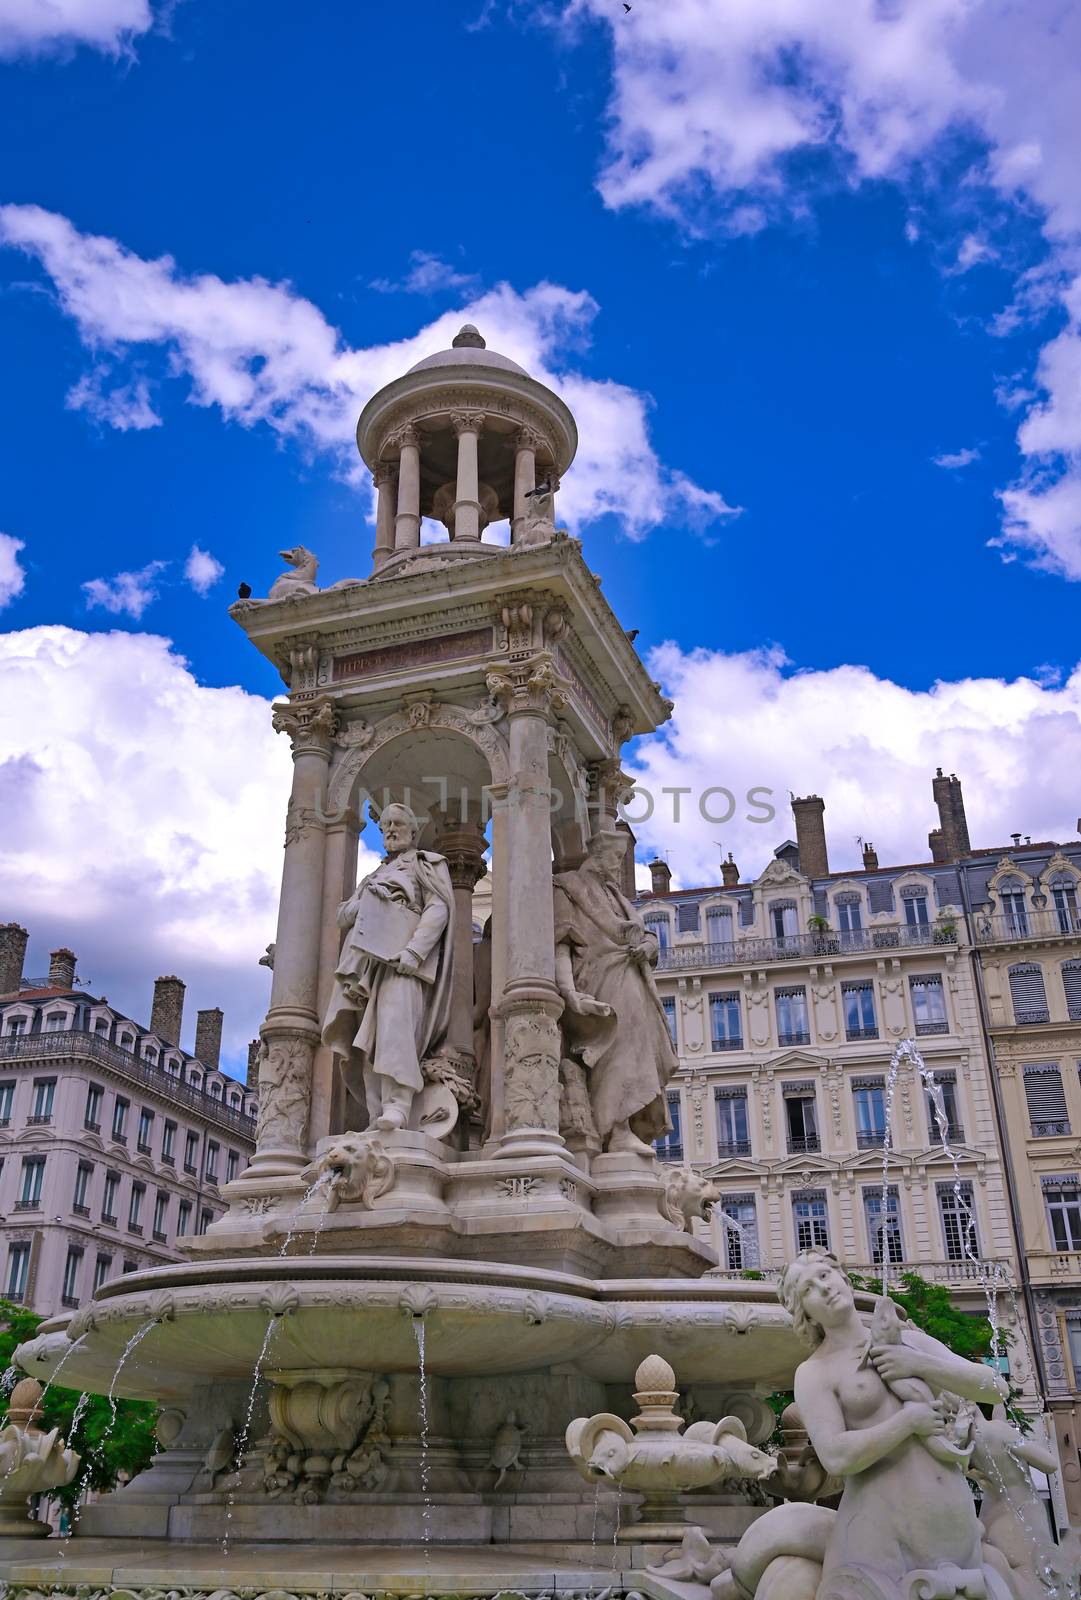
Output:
[
  {"xmin": 553, "ymin": 824, "xmax": 677, "ymax": 1155},
  {"xmin": 322, "ymin": 804, "xmax": 455, "ymax": 1133}
]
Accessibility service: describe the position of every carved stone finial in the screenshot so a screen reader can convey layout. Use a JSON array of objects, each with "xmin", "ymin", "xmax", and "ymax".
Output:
[
  {"xmin": 6, "ymin": 1377, "xmax": 43, "ymax": 1427},
  {"xmin": 452, "ymin": 324, "xmax": 486, "ymax": 349}
]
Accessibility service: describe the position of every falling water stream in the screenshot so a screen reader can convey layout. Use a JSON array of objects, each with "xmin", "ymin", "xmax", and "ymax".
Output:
[
  {"xmin": 412, "ymin": 1316, "xmax": 432, "ymax": 1568},
  {"xmin": 219, "ymin": 1170, "xmax": 333, "ymax": 1559},
  {"xmin": 64, "ymin": 1316, "xmax": 159, "ymax": 1542},
  {"xmin": 882, "ymin": 1039, "xmax": 1074, "ymax": 1595}
]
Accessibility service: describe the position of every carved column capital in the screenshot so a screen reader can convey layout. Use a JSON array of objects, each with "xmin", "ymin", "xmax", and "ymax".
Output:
[
  {"xmin": 272, "ymin": 696, "xmax": 340, "ymax": 757},
  {"xmin": 450, "ymin": 410, "xmax": 486, "ymax": 436},
  {"xmin": 386, "ymin": 422, "xmax": 421, "ymax": 453},
  {"xmin": 514, "ymin": 425, "xmax": 545, "ymax": 453},
  {"xmin": 587, "ymin": 757, "xmax": 635, "ymax": 819},
  {"xmin": 370, "ymin": 458, "xmax": 396, "ymax": 489},
  {"xmin": 486, "ymin": 656, "xmax": 568, "ymax": 720}
]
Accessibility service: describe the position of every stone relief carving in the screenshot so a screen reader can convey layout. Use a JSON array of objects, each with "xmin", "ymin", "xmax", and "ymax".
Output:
[
  {"xmin": 502, "ymin": 1009, "xmax": 561, "ymax": 1131},
  {"xmin": 272, "ymin": 694, "xmax": 340, "ymax": 754},
  {"xmin": 254, "ymin": 1034, "xmax": 313, "ymax": 1155}
]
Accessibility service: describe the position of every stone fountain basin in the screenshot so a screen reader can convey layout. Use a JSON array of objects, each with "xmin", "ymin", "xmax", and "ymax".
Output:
[{"xmin": 15, "ymin": 1255, "xmax": 820, "ymax": 1404}]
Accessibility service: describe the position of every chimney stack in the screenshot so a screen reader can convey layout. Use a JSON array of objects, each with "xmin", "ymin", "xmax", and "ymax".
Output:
[
  {"xmin": 928, "ymin": 827, "xmax": 949, "ymax": 863},
  {"xmin": 150, "ymin": 975, "xmax": 185, "ymax": 1046},
  {"xmin": 194, "ymin": 1007, "xmax": 224, "ymax": 1069},
  {"xmin": 649, "ymin": 858, "xmax": 672, "ymax": 896},
  {"xmin": 721, "ymin": 853, "xmax": 740, "ymax": 887},
  {"xmin": 931, "ymin": 769, "xmax": 971, "ymax": 862},
  {"xmin": 862, "ymin": 841, "xmax": 879, "ymax": 870},
  {"xmin": 791, "ymin": 794, "xmax": 829, "ymax": 878},
  {"xmin": 48, "ymin": 947, "xmax": 77, "ymax": 989},
  {"xmin": 0, "ymin": 924, "xmax": 29, "ymax": 996},
  {"xmin": 246, "ymin": 1039, "xmax": 261, "ymax": 1089}
]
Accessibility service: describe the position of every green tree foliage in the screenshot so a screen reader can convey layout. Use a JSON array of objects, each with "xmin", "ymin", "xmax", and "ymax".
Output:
[{"xmin": 0, "ymin": 1298, "xmax": 158, "ymax": 1508}]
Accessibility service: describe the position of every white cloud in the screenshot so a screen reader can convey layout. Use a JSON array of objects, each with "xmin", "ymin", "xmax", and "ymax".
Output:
[
  {"xmin": 933, "ymin": 446, "xmax": 981, "ymax": 469},
  {"xmin": 626, "ymin": 640, "xmax": 1081, "ymax": 886},
  {"xmin": 83, "ymin": 559, "xmax": 167, "ymax": 620},
  {"xmin": 184, "ymin": 544, "xmax": 224, "ymax": 596},
  {"xmin": 371, "ymin": 251, "xmax": 480, "ymax": 296},
  {"xmin": 564, "ymin": 0, "xmax": 1081, "ymax": 576},
  {"xmin": 0, "ymin": 0, "xmax": 153, "ymax": 57},
  {"xmin": 0, "ymin": 533, "xmax": 26, "ymax": 609},
  {"xmin": 66, "ymin": 366, "xmax": 161, "ymax": 430},
  {"xmin": 0, "ymin": 205, "xmax": 734, "ymax": 543}
]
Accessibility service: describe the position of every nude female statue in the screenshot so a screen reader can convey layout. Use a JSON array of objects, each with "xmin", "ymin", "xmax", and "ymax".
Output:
[{"xmin": 780, "ymin": 1247, "xmax": 1015, "ymax": 1600}]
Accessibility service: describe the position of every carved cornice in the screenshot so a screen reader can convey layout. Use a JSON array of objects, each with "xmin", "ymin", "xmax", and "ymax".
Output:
[
  {"xmin": 271, "ymin": 696, "xmax": 339, "ymax": 756},
  {"xmin": 372, "ymin": 384, "xmax": 562, "ymax": 463}
]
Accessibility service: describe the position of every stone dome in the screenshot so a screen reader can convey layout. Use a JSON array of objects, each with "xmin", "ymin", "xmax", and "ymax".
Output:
[{"xmin": 407, "ymin": 324, "xmax": 528, "ymax": 378}]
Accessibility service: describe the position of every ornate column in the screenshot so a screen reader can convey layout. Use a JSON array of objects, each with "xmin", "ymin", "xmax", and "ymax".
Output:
[
  {"xmin": 392, "ymin": 425, "xmax": 421, "ymax": 551},
  {"xmin": 371, "ymin": 461, "xmax": 397, "ymax": 571},
  {"xmin": 433, "ymin": 811, "xmax": 487, "ymax": 1061},
  {"xmin": 248, "ymin": 696, "xmax": 338, "ymax": 1179},
  {"xmin": 511, "ymin": 427, "xmax": 541, "ymax": 543},
  {"xmin": 451, "ymin": 411, "xmax": 484, "ymax": 543},
  {"xmin": 311, "ymin": 802, "xmax": 360, "ymax": 1143},
  {"xmin": 487, "ymin": 658, "xmax": 567, "ymax": 1158}
]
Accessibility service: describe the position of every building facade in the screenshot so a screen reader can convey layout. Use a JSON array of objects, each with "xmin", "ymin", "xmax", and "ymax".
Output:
[
  {"xmin": 0, "ymin": 928, "xmax": 258, "ymax": 1319},
  {"xmin": 959, "ymin": 841, "xmax": 1081, "ymax": 1523}
]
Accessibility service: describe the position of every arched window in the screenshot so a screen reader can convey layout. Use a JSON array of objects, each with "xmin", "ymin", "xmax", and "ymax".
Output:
[
  {"xmin": 643, "ymin": 913, "xmax": 670, "ymax": 951},
  {"xmin": 900, "ymin": 885, "xmax": 929, "ymax": 928},
  {"xmin": 1049, "ymin": 873, "xmax": 1079, "ymax": 934},
  {"xmin": 834, "ymin": 891, "xmax": 863, "ymax": 937},
  {"xmin": 706, "ymin": 905, "xmax": 733, "ymax": 948},
  {"xmin": 997, "ymin": 875, "xmax": 1029, "ymax": 936},
  {"xmin": 118, "ymin": 1032, "xmax": 134, "ymax": 1051},
  {"xmin": 1008, "ymin": 963, "xmax": 1049, "ymax": 1025}
]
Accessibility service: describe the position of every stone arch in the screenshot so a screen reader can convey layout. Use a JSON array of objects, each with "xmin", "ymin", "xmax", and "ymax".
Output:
[{"xmin": 327, "ymin": 697, "xmax": 511, "ymax": 818}]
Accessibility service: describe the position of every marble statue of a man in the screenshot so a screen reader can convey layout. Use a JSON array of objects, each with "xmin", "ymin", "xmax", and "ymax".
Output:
[
  {"xmin": 553, "ymin": 826, "xmax": 676, "ymax": 1155},
  {"xmin": 322, "ymin": 804, "xmax": 455, "ymax": 1132}
]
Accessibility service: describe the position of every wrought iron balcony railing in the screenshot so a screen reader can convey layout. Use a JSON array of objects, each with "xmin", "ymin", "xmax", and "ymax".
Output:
[
  {"xmin": 0, "ymin": 1030, "xmax": 255, "ymax": 1139},
  {"xmin": 786, "ymin": 1134, "xmax": 820, "ymax": 1154},
  {"xmin": 1031, "ymin": 1119, "xmax": 1071, "ymax": 1138},
  {"xmin": 716, "ymin": 1139, "xmax": 752, "ymax": 1157},
  {"xmin": 657, "ymin": 922, "xmax": 957, "ymax": 973},
  {"xmin": 974, "ymin": 909, "xmax": 1081, "ymax": 945}
]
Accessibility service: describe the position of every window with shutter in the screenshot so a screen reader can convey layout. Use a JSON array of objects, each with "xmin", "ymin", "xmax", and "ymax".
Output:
[
  {"xmin": 1023, "ymin": 1065, "xmax": 1071, "ymax": 1137},
  {"xmin": 676, "ymin": 903, "xmax": 700, "ymax": 934},
  {"xmin": 1062, "ymin": 961, "xmax": 1081, "ymax": 1021},
  {"xmin": 1008, "ymin": 964, "xmax": 1050, "ymax": 1025}
]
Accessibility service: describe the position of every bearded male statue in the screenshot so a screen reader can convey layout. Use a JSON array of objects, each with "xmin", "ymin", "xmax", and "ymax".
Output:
[
  {"xmin": 322, "ymin": 803, "xmax": 455, "ymax": 1132},
  {"xmin": 553, "ymin": 825, "xmax": 676, "ymax": 1155}
]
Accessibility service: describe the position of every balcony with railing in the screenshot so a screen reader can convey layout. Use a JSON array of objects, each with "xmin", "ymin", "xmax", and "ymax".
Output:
[
  {"xmin": 0, "ymin": 1030, "xmax": 256, "ymax": 1139},
  {"xmin": 856, "ymin": 1129, "xmax": 887, "ymax": 1149},
  {"xmin": 914, "ymin": 1020, "xmax": 949, "ymax": 1036},
  {"xmin": 1031, "ymin": 1119, "xmax": 1071, "ymax": 1138},
  {"xmin": 786, "ymin": 1134, "xmax": 821, "ymax": 1154},
  {"xmin": 707, "ymin": 1256, "xmax": 1014, "ymax": 1288},
  {"xmin": 711, "ymin": 1037, "xmax": 744, "ymax": 1053},
  {"xmin": 778, "ymin": 1030, "xmax": 811, "ymax": 1047},
  {"xmin": 846, "ymin": 1025, "xmax": 879, "ymax": 1042},
  {"xmin": 974, "ymin": 909, "xmax": 1081, "ymax": 946},
  {"xmin": 716, "ymin": 1139, "xmax": 752, "ymax": 1158},
  {"xmin": 657, "ymin": 922, "xmax": 957, "ymax": 973}
]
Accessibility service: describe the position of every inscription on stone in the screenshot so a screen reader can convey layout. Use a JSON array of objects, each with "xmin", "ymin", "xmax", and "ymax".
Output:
[
  {"xmin": 333, "ymin": 626, "xmax": 493, "ymax": 683},
  {"xmin": 555, "ymin": 647, "xmax": 609, "ymax": 738}
]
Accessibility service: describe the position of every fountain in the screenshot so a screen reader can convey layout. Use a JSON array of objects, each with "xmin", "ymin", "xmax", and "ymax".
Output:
[{"xmin": 0, "ymin": 328, "xmax": 1070, "ymax": 1600}]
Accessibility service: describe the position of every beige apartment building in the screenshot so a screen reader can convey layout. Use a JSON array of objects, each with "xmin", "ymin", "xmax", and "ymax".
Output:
[
  {"xmin": 0, "ymin": 926, "xmax": 258, "ymax": 1318},
  {"xmin": 959, "ymin": 840, "xmax": 1081, "ymax": 1523},
  {"xmin": 638, "ymin": 790, "xmax": 1031, "ymax": 1380}
]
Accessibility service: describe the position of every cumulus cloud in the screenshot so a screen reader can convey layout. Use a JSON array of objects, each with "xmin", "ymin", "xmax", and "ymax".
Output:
[
  {"xmin": 564, "ymin": 0, "xmax": 1081, "ymax": 576},
  {"xmin": 0, "ymin": 533, "xmax": 26, "ymax": 608},
  {"xmin": 0, "ymin": 205, "xmax": 734, "ymax": 542},
  {"xmin": 625, "ymin": 641, "xmax": 1081, "ymax": 886},
  {"xmin": 0, "ymin": 627, "xmax": 382, "ymax": 1070},
  {"xmin": 933, "ymin": 446, "xmax": 981, "ymax": 469},
  {"xmin": 66, "ymin": 366, "xmax": 161, "ymax": 430},
  {"xmin": 371, "ymin": 251, "xmax": 480, "ymax": 296},
  {"xmin": 184, "ymin": 544, "xmax": 224, "ymax": 596},
  {"xmin": 0, "ymin": 0, "xmax": 153, "ymax": 57},
  {"xmin": 83, "ymin": 559, "xmax": 167, "ymax": 620}
]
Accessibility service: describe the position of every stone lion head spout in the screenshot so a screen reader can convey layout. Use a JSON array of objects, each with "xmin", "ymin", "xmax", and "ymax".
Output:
[{"xmin": 301, "ymin": 1133, "xmax": 396, "ymax": 1212}]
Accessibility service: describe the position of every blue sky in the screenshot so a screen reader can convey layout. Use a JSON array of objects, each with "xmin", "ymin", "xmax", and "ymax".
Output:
[{"xmin": 2, "ymin": 0, "xmax": 1081, "ymax": 1069}]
